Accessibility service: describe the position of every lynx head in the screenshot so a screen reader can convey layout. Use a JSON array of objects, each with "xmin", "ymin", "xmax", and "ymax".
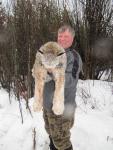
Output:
[{"xmin": 39, "ymin": 42, "xmax": 65, "ymax": 69}]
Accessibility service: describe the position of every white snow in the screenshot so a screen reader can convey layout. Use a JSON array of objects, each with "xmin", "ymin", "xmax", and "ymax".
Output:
[{"xmin": 0, "ymin": 80, "xmax": 113, "ymax": 150}]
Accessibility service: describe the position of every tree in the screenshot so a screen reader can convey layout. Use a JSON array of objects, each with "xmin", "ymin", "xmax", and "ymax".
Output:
[
  {"xmin": 71, "ymin": 0, "xmax": 113, "ymax": 79},
  {"xmin": 0, "ymin": 0, "xmax": 73, "ymax": 96}
]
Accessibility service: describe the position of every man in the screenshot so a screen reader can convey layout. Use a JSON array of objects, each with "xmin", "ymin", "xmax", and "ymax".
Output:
[{"xmin": 43, "ymin": 25, "xmax": 82, "ymax": 150}]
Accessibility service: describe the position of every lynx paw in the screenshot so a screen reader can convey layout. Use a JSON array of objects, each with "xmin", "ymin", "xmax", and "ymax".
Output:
[
  {"xmin": 33, "ymin": 101, "xmax": 42, "ymax": 112},
  {"xmin": 52, "ymin": 102, "xmax": 64, "ymax": 115}
]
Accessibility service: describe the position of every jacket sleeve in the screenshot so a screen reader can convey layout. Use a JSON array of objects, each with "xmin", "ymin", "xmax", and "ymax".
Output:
[{"xmin": 78, "ymin": 53, "xmax": 84, "ymax": 79}]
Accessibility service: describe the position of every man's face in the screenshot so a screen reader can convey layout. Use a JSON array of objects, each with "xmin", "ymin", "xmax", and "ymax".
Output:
[{"xmin": 57, "ymin": 30, "xmax": 74, "ymax": 49}]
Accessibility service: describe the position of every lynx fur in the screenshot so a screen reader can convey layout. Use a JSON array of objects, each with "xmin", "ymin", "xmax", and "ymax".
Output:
[{"xmin": 32, "ymin": 42, "xmax": 67, "ymax": 115}]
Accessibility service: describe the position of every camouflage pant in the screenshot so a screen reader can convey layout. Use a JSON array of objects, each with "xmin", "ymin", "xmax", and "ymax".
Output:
[{"xmin": 43, "ymin": 109, "xmax": 75, "ymax": 150}]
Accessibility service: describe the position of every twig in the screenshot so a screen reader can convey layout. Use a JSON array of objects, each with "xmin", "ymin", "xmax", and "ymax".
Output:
[
  {"xmin": 18, "ymin": 96, "xmax": 24, "ymax": 124},
  {"xmin": 16, "ymin": 77, "xmax": 33, "ymax": 118},
  {"xmin": 33, "ymin": 128, "xmax": 36, "ymax": 150}
]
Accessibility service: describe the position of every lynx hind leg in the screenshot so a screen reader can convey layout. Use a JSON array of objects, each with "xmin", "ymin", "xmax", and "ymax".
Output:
[
  {"xmin": 33, "ymin": 67, "xmax": 47, "ymax": 112},
  {"xmin": 52, "ymin": 68, "xmax": 65, "ymax": 115}
]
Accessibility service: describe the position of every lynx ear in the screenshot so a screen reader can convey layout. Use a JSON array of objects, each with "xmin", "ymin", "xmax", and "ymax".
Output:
[
  {"xmin": 38, "ymin": 49, "xmax": 44, "ymax": 54},
  {"xmin": 57, "ymin": 52, "xmax": 65, "ymax": 57}
]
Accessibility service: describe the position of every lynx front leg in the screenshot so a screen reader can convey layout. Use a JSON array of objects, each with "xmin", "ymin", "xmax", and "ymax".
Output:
[
  {"xmin": 33, "ymin": 68, "xmax": 47, "ymax": 112},
  {"xmin": 52, "ymin": 69, "xmax": 65, "ymax": 115}
]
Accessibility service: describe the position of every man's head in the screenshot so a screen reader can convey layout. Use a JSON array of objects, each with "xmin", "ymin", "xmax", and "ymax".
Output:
[{"xmin": 57, "ymin": 25, "xmax": 75, "ymax": 49}]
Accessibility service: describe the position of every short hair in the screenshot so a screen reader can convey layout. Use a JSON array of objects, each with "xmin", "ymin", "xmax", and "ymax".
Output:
[{"xmin": 58, "ymin": 24, "xmax": 75, "ymax": 37}]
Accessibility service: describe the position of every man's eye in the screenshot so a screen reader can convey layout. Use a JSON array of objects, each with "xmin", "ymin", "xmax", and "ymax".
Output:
[{"xmin": 64, "ymin": 36, "xmax": 69, "ymax": 38}]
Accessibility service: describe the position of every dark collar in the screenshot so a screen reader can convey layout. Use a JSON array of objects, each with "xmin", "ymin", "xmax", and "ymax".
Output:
[{"xmin": 65, "ymin": 47, "xmax": 72, "ymax": 53}]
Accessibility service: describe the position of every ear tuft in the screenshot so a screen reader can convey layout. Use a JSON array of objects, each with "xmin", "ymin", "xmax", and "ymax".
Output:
[
  {"xmin": 38, "ymin": 49, "xmax": 43, "ymax": 54},
  {"xmin": 57, "ymin": 52, "xmax": 65, "ymax": 56}
]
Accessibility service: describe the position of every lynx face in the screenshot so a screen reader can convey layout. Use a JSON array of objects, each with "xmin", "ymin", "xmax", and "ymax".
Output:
[
  {"xmin": 41, "ymin": 52, "xmax": 60, "ymax": 69},
  {"xmin": 39, "ymin": 42, "xmax": 65, "ymax": 69}
]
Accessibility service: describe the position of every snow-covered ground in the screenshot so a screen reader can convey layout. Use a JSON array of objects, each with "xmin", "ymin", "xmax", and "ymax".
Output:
[{"xmin": 0, "ymin": 80, "xmax": 113, "ymax": 150}]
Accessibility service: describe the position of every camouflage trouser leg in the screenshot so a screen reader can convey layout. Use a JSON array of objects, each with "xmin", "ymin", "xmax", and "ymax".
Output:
[{"xmin": 43, "ymin": 109, "xmax": 75, "ymax": 150}]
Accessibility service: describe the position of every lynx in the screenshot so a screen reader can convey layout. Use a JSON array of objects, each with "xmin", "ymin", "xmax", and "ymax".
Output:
[{"xmin": 32, "ymin": 41, "xmax": 67, "ymax": 115}]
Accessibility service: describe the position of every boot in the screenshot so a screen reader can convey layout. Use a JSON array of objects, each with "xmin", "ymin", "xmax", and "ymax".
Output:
[
  {"xmin": 49, "ymin": 136, "xmax": 58, "ymax": 150},
  {"xmin": 49, "ymin": 136, "xmax": 73, "ymax": 150},
  {"xmin": 64, "ymin": 145, "xmax": 73, "ymax": 150}
]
